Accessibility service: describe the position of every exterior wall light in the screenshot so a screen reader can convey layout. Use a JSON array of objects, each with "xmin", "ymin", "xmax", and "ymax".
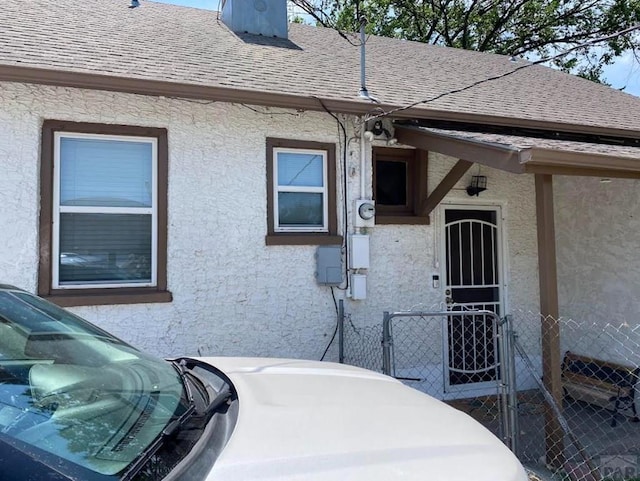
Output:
[{"xmin": 466, "ymin": 175, "xmax": 487, "ymax": 196}]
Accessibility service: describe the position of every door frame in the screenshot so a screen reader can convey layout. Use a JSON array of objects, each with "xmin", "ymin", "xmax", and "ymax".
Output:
[{"xmin": 438, "ymin": 202, "xmax": 509, "ymax": 393}]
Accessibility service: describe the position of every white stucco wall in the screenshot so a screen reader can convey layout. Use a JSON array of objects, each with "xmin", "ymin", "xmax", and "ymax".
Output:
[
  {"xmin": 0, "ymin": 81, "xmax": 540, "ymax": 364},
  {"xmin": 555, "ymin": 176, "xmax": 640, "ymax": 364},
  {"xmin": 347, "ymin": 151, "xmax": 540, "ymax": 319}
]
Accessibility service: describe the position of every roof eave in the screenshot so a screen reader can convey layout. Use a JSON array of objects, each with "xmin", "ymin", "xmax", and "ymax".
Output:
[
  {"xmin": 395, "ymin": 125, "xmax": 530, "ymax": 174},
  {"xmin": 2, "ymin": 64, "xmax": 640, "ymax": 140},
  {"xmin": 525, "ymin": 148, "xmax": 640, "ymax": 178},
  {"xmin": 396, "ymin": 125, "xmax": 640, "ymax": 178}
]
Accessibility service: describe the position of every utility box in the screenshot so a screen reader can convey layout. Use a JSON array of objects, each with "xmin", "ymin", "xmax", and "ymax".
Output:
[
  {"xmin": 350, "ymin": 274, "xmax": 367, "ymax": 300},
  {"xmin": 349, "ymin": 234, "xmax": 370, "ymax": 269},
  {"xmin": 315, "ymin": 245, "xmax": 342, "ymax": 285}
]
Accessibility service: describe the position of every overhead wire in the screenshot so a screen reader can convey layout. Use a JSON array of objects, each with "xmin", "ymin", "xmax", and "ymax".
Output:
[
  {"xmin": 180, "ymin": 1, "xmax": 637, "ymax": 363},
  {"xmin": 289, "ymin": 6, "xmax": 640, "ymax": 122},
  {"xmin": 312, "ymin": 21, "xmax": 639, "ymax": 362},
  {"xmin": 362, "ymin": 24, "xmax": 640, "ymax": 121}
]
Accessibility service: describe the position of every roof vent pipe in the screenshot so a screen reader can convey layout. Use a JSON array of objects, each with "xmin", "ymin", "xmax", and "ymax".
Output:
[
  {"xmin": 358, "ymin": 17, "xmax": 369, "ymax": 98},
  {"xmin": 221, "ymin": 0, "xmax": 288, "ymax": 39},
  {"xmin": 358, "ymin": 17, "xmax": 378, "ymax": 102}
]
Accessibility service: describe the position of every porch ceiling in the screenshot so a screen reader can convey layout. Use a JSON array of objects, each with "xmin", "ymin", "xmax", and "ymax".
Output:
[{"xmin": 395, "ymin": 125, "xmax": 640, "ymax": 179}]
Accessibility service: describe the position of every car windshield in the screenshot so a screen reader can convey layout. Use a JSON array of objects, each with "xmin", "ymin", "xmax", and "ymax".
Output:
[{"xmin": 0, "ymin": 287, "xmax": 188, "ymax": 478}]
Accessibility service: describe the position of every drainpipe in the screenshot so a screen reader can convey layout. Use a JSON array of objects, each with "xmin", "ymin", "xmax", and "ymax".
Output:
[
  {"xmin": 360, "ymin": 117, "xmax": 367, "ymax": 199},
  {"xmin": 357, "ymin": 15, "xmax": 376, "ymax": 199}
]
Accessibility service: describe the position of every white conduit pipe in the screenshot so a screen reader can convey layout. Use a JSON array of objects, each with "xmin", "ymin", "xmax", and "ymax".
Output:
[{"xmin": 360, "ymin": 117, "xmax": 367, "ymax": 199}]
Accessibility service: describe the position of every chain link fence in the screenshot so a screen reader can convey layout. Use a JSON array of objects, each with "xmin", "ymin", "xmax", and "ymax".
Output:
[
  {"xmin": 339, "ymin": 306, "xmax": 640, "ymax": 481},
  {"xmin": 340, "ymin": 311, "xmax": 384, "ymax": 373},
  {"xmin": 510, "ymin": 311, "xmax": 640, "ymax": 481}
]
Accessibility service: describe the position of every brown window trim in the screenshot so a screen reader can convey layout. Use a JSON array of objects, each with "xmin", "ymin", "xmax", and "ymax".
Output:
[
  {"xmin": 38, "ymin": 120, "xmax": 172, "ymax": 307},
  {"xmin": 265, "ymin": 234, "xmax": 344, "ymax": 246},
  {"xmin": 373, "ymin": 147, "xmax": 429, "ymax": 225},
  {"xmin": 266, "ymin": 138, "xmax": 342, "ymax": 246}
]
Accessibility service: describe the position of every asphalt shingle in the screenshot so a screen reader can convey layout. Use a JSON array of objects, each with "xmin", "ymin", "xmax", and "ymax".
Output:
[
  {"xmin": 1, "ymin": 0, "xmax": 640, "ymax": 134},
  {"xmin": 415, "ymin": 127, "xmax": 640, "ymax": 161}
]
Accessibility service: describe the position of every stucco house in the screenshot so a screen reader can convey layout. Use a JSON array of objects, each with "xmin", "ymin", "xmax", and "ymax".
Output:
[{"xmin": 2, "ymin": 0, "xmax": 640, "ymax": 401}]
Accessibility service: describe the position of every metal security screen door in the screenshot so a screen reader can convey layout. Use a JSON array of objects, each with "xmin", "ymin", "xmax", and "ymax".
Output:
[{"xmin": 443, "ymin": 207, "xmax": 503, "ymax": 391}]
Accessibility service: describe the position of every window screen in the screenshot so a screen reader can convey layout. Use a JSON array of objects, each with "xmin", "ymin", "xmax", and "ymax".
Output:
[
  {"xmin": 274, "ymin": 149, "xmax": 327, "ymax": 231},
  {"xmin": 54, "ymin": 135, "xmax": 156, "ymax": 288}
]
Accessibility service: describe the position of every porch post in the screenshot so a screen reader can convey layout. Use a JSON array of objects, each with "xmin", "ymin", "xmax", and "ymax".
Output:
[{"xmin": 534, "ymin": 174, "xmax": 564, "ymax": 468}]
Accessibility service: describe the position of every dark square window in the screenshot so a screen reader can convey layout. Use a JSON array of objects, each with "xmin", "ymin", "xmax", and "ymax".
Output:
[
  {"xmin": 376, "ymin": 160, "xmax": 408, "ymax": 206},
  {"xmin": 373, "ymin": 147, "xmax": 429, "ymax": 224}
]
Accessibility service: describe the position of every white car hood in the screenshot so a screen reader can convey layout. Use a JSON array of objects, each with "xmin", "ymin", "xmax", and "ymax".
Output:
[{"xmin": 199, "ymin": 357, "xmax": 527, "ymax": 481}]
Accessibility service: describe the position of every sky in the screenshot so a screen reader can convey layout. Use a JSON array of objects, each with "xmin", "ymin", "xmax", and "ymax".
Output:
[{"xmin": 150, "ymin": 0, "xmax": 640, "ymax": 97}]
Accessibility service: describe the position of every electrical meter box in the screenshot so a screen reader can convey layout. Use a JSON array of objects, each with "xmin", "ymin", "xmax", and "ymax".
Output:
[{"xmin": 315, "ymin": 245, "xmax": 343, "ymax": 285}]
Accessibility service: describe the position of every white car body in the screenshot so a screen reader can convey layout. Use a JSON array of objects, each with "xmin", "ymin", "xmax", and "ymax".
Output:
[
  {"xmin": 204, "ymin": 357, "xmax": 528, "ymax": 481},
  {"xmin": 0, "ymin": 286, "xmax": 528, "ymax": 481}
]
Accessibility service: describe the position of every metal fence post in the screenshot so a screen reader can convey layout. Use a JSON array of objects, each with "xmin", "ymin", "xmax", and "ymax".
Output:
[
  {"xmin": 505, "ymin": 315, "xmax": 519, "ymax": 456},
  {"xmin": 498, "ymin": 314, "xmax": 511, "ymax": 448},
  {"xmin": 382, "ymin": 312, "xmax": 392, "ymax": 376},
  {"xmin": 338, "ymin": 300, "xmax": 344, "ymax": 364}
]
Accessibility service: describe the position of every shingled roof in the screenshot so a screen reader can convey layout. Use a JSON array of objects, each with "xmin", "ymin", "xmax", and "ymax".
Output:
[{"xmin": 1, "ymin": 0, "xmax": 640, "ymax": 137}]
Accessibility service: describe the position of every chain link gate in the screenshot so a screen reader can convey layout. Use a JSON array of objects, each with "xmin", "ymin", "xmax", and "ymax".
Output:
[
  {"xmin": 378, "ymin": 309, "xmax": 518, "ymax": 452},
  {"xmin": 337, "ymin": 306, "xmax": 519, "ymax": 451}
]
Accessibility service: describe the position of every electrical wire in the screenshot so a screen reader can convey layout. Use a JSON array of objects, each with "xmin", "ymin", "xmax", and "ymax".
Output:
[
  {"xmin": 320, "ymin": 287, "xmax": 340, "ymax": 361},
  {"xmin": 288, "ymin": 9, "xmax": 639, "ymax": 122},
  {"xmin": 315, "ymin": 97, "xmax": 351, "ymax": 292},
  {"xmin": 167, "ymin": 97, "xmax": 216, "ymax": 105},
  {"xmin": 239, "ymin": 104, "xmax": 303, "ymax": 117},
  {"xmin": 314, "ymin": 99, "xmax": 365, "ymax": 360},
  {"xmin": 364, "ymin": 24, "xmax": 640, "ymax": 122}
]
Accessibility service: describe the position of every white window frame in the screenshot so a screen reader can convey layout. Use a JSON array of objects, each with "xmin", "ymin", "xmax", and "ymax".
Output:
[
  {"xmin": 273, "ymin": 147, "xmax": 329, "ymax": 233},
  {"xmin": 52, "ymin": 132, "xmax": 158, "ymax": 289}
]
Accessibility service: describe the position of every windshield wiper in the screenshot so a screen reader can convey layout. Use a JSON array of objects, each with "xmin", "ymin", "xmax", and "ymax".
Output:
[
  {"xmin": 119, "ymin": 360, "xmax": 197, "ymax": 481},
  {"xmin": 121, "ymin": 359, "xmax": 235, "ymax": 480},
  {"xmin": 172, "ymin": 358, "xmax": 235, "ymax": 416},
  {"xmin": 120, "ymin": 400, "xmax": 195, "ymax": 481},
  {"xmin": 204, "ymin": 387, "xmax": 232, "ymax": 416},
  {"xmin": 170, "ymin": 358, "xmax": 237, "ymax": 416},
  {"xmin": 171, "ymin": 359, "xmax": 196, "ymax": 407}
]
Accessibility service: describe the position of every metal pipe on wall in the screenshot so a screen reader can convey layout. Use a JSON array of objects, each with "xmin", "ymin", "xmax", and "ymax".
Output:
[{"xmin": 360, "ymin": 117, "xmax": 367, "ymax": 199}]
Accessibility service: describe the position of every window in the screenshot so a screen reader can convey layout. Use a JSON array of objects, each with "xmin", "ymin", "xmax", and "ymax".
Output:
[
  {"xmin": 39, "ymin": 121, "xmax": 171, "ymax": 306},
  {"xmin": 373, "ymin": 147, "xmax": 429, "ymax": 224},
  {"xmin": 266, "ymin": 138, "xmax": 341, "ymax": 245}
]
